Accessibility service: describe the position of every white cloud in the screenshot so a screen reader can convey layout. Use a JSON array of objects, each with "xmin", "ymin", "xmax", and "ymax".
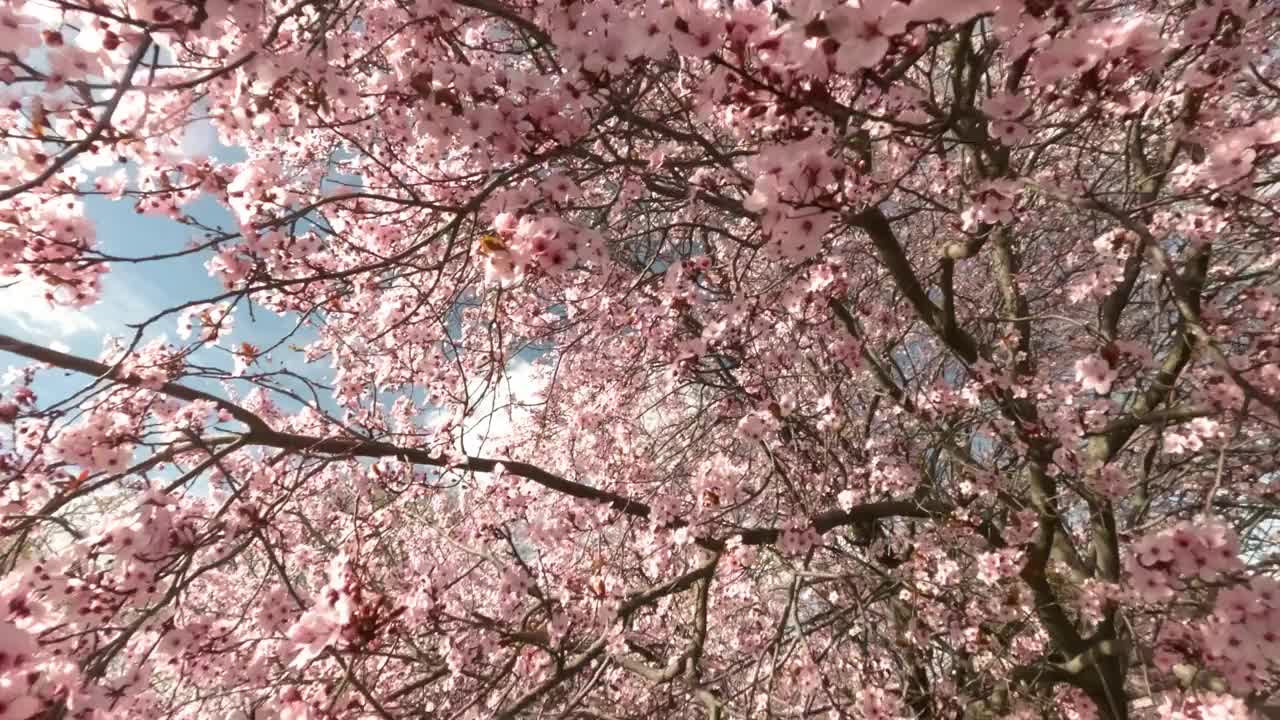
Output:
[
  {"xmin": 180, "ymin": 117, "xmax": 219, "ymax": 160},
  {"xmin": 0, "ymin": 280, "xmax": 99, "ymax": 340},
  {"xmin": 458, "ymin": 358, "xmax": 546, "ymax": 457}
]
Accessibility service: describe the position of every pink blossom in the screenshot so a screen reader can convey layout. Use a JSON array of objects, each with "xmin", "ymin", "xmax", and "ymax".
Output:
[
  {"xmin": 1075, "ymin": 354, "xmax": 1117, "ymax": 395},
  {"xmin": 0, "ymin": 6, "xmax": 40, "ymax": 55}
]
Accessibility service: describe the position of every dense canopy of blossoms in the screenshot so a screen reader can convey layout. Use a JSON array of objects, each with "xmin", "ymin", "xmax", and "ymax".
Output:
[{"xmin": 1, "ymin": 0, "xmax": 1279, "ymax": 718}]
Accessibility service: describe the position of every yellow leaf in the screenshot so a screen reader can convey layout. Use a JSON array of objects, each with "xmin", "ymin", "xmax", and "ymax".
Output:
[
  {"xmin": 478, "ymin": 234, "xmax": 507, "ymax": 256},
  {"xmin": 31, "ymin": 97, "xmax": 45, "ymax": 139}
]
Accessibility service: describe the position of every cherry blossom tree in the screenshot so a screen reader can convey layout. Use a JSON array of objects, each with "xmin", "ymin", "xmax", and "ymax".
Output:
[{"xmin": 2, "ymin": 0, "xmax": 1280, "ymax": 718}]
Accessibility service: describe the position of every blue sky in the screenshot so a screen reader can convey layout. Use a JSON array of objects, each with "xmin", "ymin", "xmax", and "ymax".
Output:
[
  {"xmin": 0, "ymin": 126, "xmax": 337, "ymax": 416},
  {"xmin": 0, "ymin": 131, "xmax": 541, "ymax": 459},
  {"xmin": 0, "ymin": 31, "xmax": 545, "ymax": 444}
]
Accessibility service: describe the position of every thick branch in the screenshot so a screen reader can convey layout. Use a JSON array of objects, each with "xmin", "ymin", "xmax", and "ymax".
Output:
[{"xmin": 0, "ymin": 333, "xmax": 944, "ymax": 553}]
